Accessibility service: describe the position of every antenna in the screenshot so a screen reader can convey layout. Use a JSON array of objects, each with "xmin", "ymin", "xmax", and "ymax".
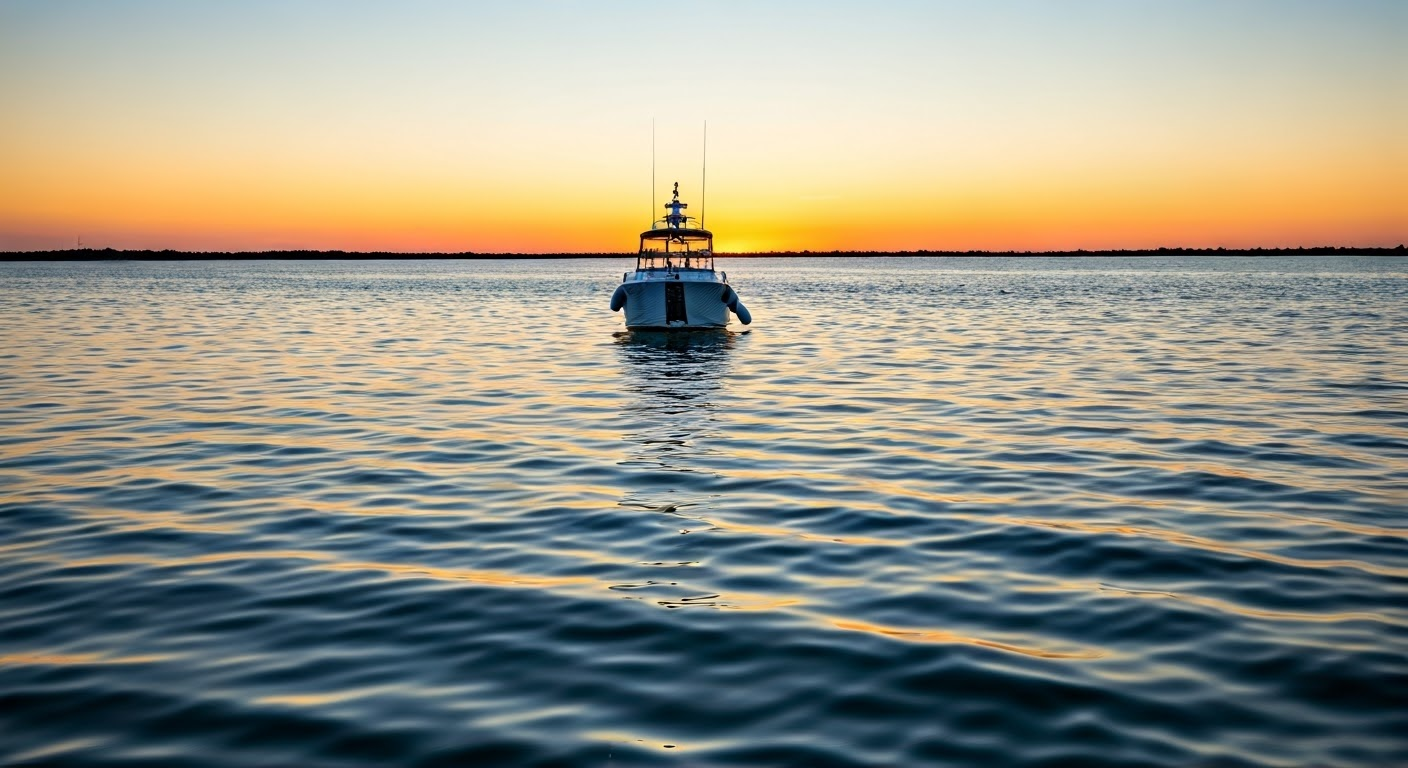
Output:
[
  {"xmin": 701, "ymin": 120, "xmax": 708, "ymax": 229},
  {"xmin": 651, "ymin": 119, "xmax": 656, "ymax": 226}
]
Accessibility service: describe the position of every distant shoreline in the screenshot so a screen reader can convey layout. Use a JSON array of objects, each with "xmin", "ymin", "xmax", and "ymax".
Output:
[{"xmin": 2, "ymin": 246, "xmax": 1404, "ymax": 261}]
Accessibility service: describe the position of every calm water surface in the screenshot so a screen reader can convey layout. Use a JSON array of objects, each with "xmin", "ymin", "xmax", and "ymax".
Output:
[{"xmin": 2, "ymin": 257, "xmax": 1406, "ymax": 767}]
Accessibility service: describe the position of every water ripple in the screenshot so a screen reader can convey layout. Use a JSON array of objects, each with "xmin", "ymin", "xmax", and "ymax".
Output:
[{"xmin": 1, "ymin": 257, "xmax": 1406, "ymax": 767}]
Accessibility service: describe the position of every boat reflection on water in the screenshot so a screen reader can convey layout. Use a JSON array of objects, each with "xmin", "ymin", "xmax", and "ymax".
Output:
[
  {"xmin": 611, "ymin": 330, "xmax": 779, "ymax": 611},
  {"xmin": 612, "ymin": 329, "xmax": 744, "ymax": 482}
]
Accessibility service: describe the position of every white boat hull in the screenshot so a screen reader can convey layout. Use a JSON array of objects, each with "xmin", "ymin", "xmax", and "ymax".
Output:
[{"xmin": 612, "ymin": 278, "xmax": 750, "ymax": 329}]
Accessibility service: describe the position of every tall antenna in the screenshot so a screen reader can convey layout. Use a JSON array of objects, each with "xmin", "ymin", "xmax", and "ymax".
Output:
[
  {"xmin": 701, "ymin": 120, "xmax": 708, "ymax": 229},
  {"xmin": 651, "ymin": 119, "xmax": 656, "ymax": 225}
]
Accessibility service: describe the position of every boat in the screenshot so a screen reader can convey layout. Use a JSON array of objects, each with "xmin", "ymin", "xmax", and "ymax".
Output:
[{"xmin": 610, "ymin": 182, "xmax": 751, "ymax": 330}]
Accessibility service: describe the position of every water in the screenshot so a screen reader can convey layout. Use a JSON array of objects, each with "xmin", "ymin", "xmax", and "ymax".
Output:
[{"xmin": 1, "ymin": 257, "xmax": 1405, "ymax": 767}]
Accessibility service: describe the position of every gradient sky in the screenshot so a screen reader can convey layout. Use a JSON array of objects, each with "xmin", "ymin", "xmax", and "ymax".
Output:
[{"xmin": 2, "ymin": 1, "xmax": 1404, "ymax": 252}]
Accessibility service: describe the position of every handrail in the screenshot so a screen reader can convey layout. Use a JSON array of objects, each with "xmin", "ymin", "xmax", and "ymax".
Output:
[{"xmin": 649, "ymin": 216, "xmax": 708, "ymax": 231}]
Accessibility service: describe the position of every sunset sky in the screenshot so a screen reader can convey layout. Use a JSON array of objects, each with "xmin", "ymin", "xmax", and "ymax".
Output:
[{"xmin": 2, "ymin": 1, "xmax": 1403, "ymax": 253}]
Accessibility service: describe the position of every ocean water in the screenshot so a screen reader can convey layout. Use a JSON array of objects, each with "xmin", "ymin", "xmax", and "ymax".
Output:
[{"xmin": 1, "ymin": 256, "xmax": 1405, "ymax": 767}]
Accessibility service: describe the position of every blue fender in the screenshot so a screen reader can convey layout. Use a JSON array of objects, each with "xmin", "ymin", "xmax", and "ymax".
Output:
[
  {"xmin": 732, "ymin": 299, "xmax": 752, "ymax": 325},
  {"xmin": 720, "ymin": 285, "xmax": 752, "ymax": 325},
  {"xmin": 610, "ymin": 284, "xmax": 628, "ymax": 312}
]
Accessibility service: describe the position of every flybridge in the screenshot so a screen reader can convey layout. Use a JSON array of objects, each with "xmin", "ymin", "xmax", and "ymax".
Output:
[{"xmin": 636, "ymin": 181, "xmax": 714, "ymax": 273}]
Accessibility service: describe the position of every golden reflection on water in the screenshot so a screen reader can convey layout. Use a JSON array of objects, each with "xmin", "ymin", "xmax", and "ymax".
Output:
[
  {"xmin": 321, "ymin": 560, "xmax": 598, "ymax": 590},
  {"xmin": 0, "ymin": 652, "xmax": 170, "ymax": 666},
  {"xmin": 826, "ymin": 619, "xmax": 1106, "ymax": 660},
  {"xmin": 586, "ymin": 732, "xmax": 706, "ymax": 753},
  {"xmin": 1099, "ymin": 585, "xmax": 1390, "ymax": 623},
  {"xmin": 324, "ymin": 559, "xmax": 803, "ymax": 613},
  {"xmin": 66, "ymin": 550, "xmax": 335, "ymax": 568},
  {"xmin": 257, "ymin": 688, "xmax": 391, "ymax": 707}
]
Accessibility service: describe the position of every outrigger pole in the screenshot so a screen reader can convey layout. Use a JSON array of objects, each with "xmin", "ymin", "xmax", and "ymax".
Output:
[
  {"xmin": 701, "ymin": 120, "xmax": 708, "ymax": 229},
  {"xmin": 651, "ymin": 119, "xmax": 657, "ymax": 227}
]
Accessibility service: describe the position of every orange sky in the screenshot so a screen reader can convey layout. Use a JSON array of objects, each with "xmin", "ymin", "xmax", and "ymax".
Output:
[{"xmin": 1, "ymin": 2, "xmax": 1403, "ymax": 252}]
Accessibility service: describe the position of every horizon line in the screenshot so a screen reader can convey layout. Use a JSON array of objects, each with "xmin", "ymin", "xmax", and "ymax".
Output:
[{"xmin": 2, "ymin": 245, "xmax": 1405, "ymax": 261}]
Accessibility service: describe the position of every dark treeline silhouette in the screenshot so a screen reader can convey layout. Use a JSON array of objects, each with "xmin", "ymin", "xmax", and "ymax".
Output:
[
  {"xmin": 716, "ymin": 245, "xmax": 1407, "ymax": 258},
  {"xmin": 3, "ymin": 245, "xmax": 1404, "ymax": 261}
]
